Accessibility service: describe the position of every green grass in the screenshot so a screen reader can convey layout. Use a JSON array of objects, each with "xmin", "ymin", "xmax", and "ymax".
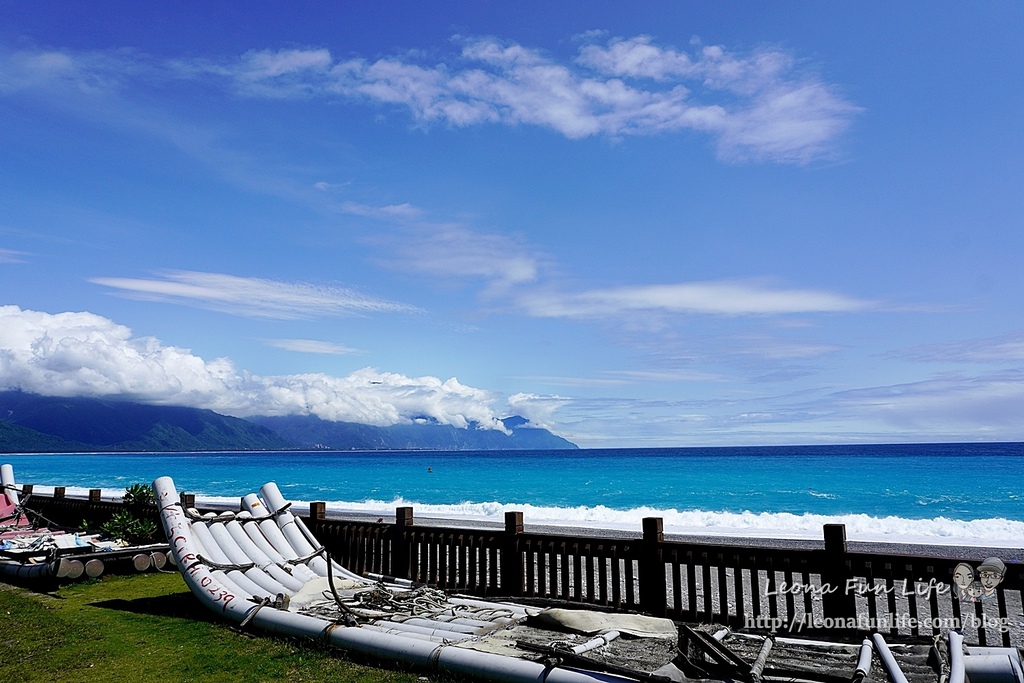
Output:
[{"xmin": 0, "ymin": 572, "xmax": 422, "ymax": 682}]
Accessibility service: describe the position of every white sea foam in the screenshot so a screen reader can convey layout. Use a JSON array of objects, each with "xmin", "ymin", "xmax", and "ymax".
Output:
[{"xmin": 49, "ymin": 486, "xmax": 1024, "ymax": 548}]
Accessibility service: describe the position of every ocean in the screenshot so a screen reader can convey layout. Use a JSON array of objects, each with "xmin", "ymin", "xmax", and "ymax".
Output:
[{"xmin": 4, "ymin": 443, "xmax": 1023, "ymax": 546}]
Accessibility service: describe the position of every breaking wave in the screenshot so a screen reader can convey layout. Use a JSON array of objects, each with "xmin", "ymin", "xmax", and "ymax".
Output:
[{"xmin": 48, "ymin": 486, "xmax": 1024, "ymax": 547}]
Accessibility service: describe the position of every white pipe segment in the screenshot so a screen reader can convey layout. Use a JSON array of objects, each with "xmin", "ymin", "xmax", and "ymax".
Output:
[
  {"xmin": 208, "ymin": 569, "xmax": 252, "ymax": 603},
  {"xmin": 258, "ymin": 483, "xmax": 330, "ymax": 576},
  {"xmin": 572, "ymin": 631, "xmax": 620, "ymax": 655},
  {"xmin": 871, "ymin": 633, "xmax": 909, "ymax": 683},
  {"xmin": 360, "ymin": 624, "xmax": 448, "ymax": 643},
  {"xmin": 236, "ymin": 512, "xmax": 288, "ymax": 562},
  {"xmin": 155, "ymin": 475, "xmax": 640, "ymax": 683},
  {"xmin": 854, "ymin": 638, "xmax": 872, "ymax": 678},
  {"xmin": 258, "ymin": 484, "xmax": 365, "ymax": 584},
  {"xmin": 368, "ymin": 620, "xmax": 476, "ymax": 641},
  {"xmin": 189, "ymin": 520, "xmax": 233, "ymax": 566},
  {"xmin": 401, "ymin": 617, "xmax": 487, "ymax": 635},
  {"xmin": 225, "ymin": 520, "xmax": 305, "ymax": 593},
  {"xmin": 948, "ymin": 631, "xmax": 965, "ymax": 683},
  {"xmin": 207, "ymin": 521, "xmax": 294, "ymax": 596},
  {"xmin": 293, "ymin": 515, "xmax": 366, "ymax": 583},
  {"xmin": 155, "ymin": 477, "xmax": 261, "ymax": 619},
  {"xmin": 1, "ymin": 463, "xmax": 19, "ymax": 505},
  {"xmin": 240, "ymin": 493, "xmax": 267, "ymax": 517},
  {"xmin": 236, "ymin": 509, "xmax": 319, "ymax": 583}
]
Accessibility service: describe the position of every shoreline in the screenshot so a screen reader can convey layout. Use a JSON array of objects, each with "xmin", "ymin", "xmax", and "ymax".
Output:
[
  {"xmin": 191, "ymin": 498, "xmax": 1024, "ymax": 561},
  {"xmin": 26, "ymin": 487, "xmax": 1024, "ymax": 558}
]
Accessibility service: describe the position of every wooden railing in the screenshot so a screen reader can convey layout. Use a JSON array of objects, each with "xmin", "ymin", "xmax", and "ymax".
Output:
[
  {"xmin": 306, "ymin": 503, "xmax": 1023, "ymax": 647},
  {"xmin": 17, "ymin": 488, "xmax": 1023, "ymax": 647}
]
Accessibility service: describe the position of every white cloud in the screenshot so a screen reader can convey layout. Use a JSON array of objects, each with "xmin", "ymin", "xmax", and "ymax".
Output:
[
  {"xmin": 264, "ymin": 338, "xmax": 361, "ymax": 355},
  {"xmin": 517, "ymin": 280, "xmax": 873, "ymax": 318},
  {"xmin": 0, "ymin": 305, "xmax": 510, "ymax": 430},
  {"xmin": 90, "ymin": 270, "xmax": 420, "ymax": 320},
  {"xmin": 506, "ymin": 392, "xmax": 572, "ymax": 430},
  {"xmin": 3, "ymin": 33, "xmax": 858, "ymax": 164},
  {"xmin": 226, "ymin": 34, "xmax": 858, "ymax": 163}
]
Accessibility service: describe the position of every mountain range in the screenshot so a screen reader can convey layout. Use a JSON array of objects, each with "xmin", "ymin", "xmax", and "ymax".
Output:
[{"xmin": 0, "ymin": 391, "xmax": 577, "ymax": 452}]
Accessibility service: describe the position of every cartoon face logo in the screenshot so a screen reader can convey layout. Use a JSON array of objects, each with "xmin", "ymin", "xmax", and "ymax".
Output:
[
  {"xmin": 977, "ymin": 557, "xmax": 1006, "ymax": 597},
  {"xmin": 953, "ymin": 557, "xmax": 1006, "ymax": 601},
  {"xmin": 952, "ymin": 563, "xmax": 973, "ymax": 592}
]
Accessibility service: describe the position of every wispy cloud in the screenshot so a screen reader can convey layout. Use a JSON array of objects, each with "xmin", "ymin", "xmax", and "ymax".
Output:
[
  {"xmin": 824, "ymin": 370, "xmax": 1024, "ymax": 433},
  {"xmin": 340, "ymin": 201, "xmax": 423, "ymax": 219},
  {"xmin": 3, "ymin": 33, "xmax": 859, "ymax": 165},
  {"xmin": 90, "ymin": 270, "xmax": 419, "ymax": 320},
  {"xmin": 897, "ymin": 332, "xmax": 1024, "ymax": 363},
  {"xmin": 264, "ymin": 338, "xmax": 361, "ymax": 355},
  {"xmin": 0, "ymin": 248, "xmax": 30, "ymax": 264},
  {"xmin": 377, "ymin": 224, "xmax": 542, "ymax": 293},
  {"xmin": 517, "ymin": 280, "xmax": 874, "ymax": 318},
  {"xmin": 603, "ymin": 369, "xmax": 726, "ymax": 382},
  {"xmin": 342, "ymin": 200, "xmax": 545, "ymax": 294},
  {"xmin": 0, "ymin": 305, "xmax": 509, "ymax": 430}
]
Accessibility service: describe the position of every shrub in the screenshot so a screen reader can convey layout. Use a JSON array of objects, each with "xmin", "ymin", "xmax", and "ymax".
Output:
[
  {"xmin": 121, "ymin": 482, "xmax": 155, "ymax": 507},
  {"xmin": 101, "ymin": 510, "xmax": 157, "ymax": 544},
  {"xmin": 102, "ymin": 483, "xmax": 158, "ymax": 543}
]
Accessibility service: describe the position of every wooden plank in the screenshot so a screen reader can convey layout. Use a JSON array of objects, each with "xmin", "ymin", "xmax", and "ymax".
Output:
[
  {"xmin": 732, "ymin": 556, "xmax": 745, "ymax": 626},
  {"xmin": 701, "ymin": 554, "xmax": 713, "ymax": 621},
  {"xmin": 717, "ymin": 558, "xmax": 729, "ymax": 621},
  {"xmin": 565, "ymin": 540, "xmax": 573, "ymax": 602},
  {"xmin": 685, "ymin": 551, "xmax": 698, "ymax": 618}
]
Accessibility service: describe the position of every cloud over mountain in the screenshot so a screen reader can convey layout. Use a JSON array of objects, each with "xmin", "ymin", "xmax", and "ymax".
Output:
[{"xmin": 0, "ymin": 305, "xmax": 509, "ymax": 431}]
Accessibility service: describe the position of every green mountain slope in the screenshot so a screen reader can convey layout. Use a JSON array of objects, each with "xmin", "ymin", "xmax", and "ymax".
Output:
[
  {"xmin": 0, "ymin": 391, "xmax": 578, "ymax": 452},
  {"xmin": 0, "ymin": 392, "xmax": 294, "ymax": 452}
]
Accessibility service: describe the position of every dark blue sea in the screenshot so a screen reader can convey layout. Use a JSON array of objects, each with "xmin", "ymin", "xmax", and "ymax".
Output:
[{"xmin": 4, "ymin": 443, "xmax": 1023, "ymax": 545}]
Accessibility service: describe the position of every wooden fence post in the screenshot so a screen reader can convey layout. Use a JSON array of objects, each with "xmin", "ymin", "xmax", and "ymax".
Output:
[
  {"xmin": 309, "ymin": 501, "xmax": 326, "ymax": 520},
  {"xmin": 502, "ymin": 511, "xmax": 524, "ymax": 597},
  {"xmin": 392, "ymin": 506, "xmax": 414, "ymax": 581},
  {"xmin": 89, "ymin": 488, "xmax": 102, "ymax": 503},
  {"xmin": 822, "ymin": 524, "xmax": 856, "ymax": 621},
  {"xmin": 640, "ymin": 517, "xmax": 667, "ymax": 617}
]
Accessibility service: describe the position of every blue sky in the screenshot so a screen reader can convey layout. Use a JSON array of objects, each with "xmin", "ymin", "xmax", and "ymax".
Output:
[{"xmin": 2, "ymin": 2, "xmax": 1023, "ymax": 447}]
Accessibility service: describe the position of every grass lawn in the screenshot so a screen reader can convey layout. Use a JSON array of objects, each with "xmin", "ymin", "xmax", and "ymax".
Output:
[{"xmin": 0, "ymin": 572, "xmax": 422, "ymax": 682}]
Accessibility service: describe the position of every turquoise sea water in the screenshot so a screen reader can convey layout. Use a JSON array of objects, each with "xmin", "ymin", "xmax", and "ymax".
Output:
[{"xmin": 4, "ymin": 443, "xmax": 1023, "ymax": 544}]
